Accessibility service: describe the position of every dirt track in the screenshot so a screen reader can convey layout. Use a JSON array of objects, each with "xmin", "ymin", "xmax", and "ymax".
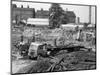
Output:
[
  {"xmin": 12, "ymin": 57, "xmax": 37, "ymax": 74},
  {"xmin": 12, "ymin": 50, "xmax": 96, "ymax": 74},
  {"xmin": 11, "ymin": 26, "xmax": 96, "ymax": 74}
]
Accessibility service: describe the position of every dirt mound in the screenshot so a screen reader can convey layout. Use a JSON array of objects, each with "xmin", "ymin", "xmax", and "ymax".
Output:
[
  {"xmin": 52, "ymin": 51, "xmax": 96, "ymax": 71},
  {"xmin": 17, "ymin": 59, "xmax": 51, "ymax": 74},
  {"xmin": 17, "ymin": 50, "xmax": 96, "ymax": 74}
]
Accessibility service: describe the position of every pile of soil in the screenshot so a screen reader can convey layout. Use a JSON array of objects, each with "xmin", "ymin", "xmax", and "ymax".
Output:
[
  {"xmin": 17, "ymin": 50, "xmax": 96, "ymax": 74},
  {"xmin": 17, "ymin": 59, "xmax": 51, "ymax": 74}
]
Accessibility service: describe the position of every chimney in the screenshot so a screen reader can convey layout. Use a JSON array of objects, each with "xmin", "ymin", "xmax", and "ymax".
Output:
[
  {"xmin": 41, "ymin": 8, "xmax": 43, "ymax": 11},
  {"xmin": 27, "ymin": 5, "xmax": 29, "ymax": 8},
  {"xmin": 66, "ymin": 8, "xmax": 68, "ymax": 11},
  {"xmin": 89, "ymin": 6, "xmax": 91, "ymax": 24},
  {"xmin": 21, "ymin": 5, "xmax": 23, "ymax": 8},
  {"xmin": 12, "ymin": 4, "xmax": 17, "ymax": 8},
  {"xmin": 76, "ymin": 17, "xmax": 80, "ymax": 24}
]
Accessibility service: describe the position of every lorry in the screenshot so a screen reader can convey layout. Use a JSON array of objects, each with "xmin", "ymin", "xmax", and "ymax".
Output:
[
  {"xmin": 28, "ymin": 42, "xmax": 51, "ymax": 59},
  {"xmin": 16, "ymin": 28, "xmax": 95, "ymax": 59},
  {"xmin": 17, "ymin": 39, "xmax": 90, "ymax": 60}
]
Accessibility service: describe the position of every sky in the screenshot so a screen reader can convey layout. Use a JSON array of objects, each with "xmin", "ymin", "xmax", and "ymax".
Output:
[{"xmin": 12, "ymin": 1, "xmax": 96, "ymax": 24}]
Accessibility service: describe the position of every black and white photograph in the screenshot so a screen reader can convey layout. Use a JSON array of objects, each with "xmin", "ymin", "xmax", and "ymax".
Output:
[{"xmin": 11, "ymin": 0, "xmax": 96, "ymax": 74}]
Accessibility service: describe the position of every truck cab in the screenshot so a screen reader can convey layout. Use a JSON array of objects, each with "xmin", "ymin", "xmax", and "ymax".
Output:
[{"xmin": 28, "ymin": 42, "xmax": 49, "ymax": 59}]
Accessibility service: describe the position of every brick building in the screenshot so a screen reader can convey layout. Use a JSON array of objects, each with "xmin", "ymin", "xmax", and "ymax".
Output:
[
  {"xmin": 12, "ymin": 4, "xmax": 35, "ymax": 23},
  {"xmin": 35, "ymin": 9, "xmax": 49, "ymax": 18},
  {"xmin": 12, "ymin": 4, "xmax": 76, "ymax": 24},
  {"xmin": 35, "ymin": 8, "xmax": 76, "ymax": 23}
]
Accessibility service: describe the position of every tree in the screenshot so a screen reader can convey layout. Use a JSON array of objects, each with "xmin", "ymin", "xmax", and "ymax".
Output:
[
  {"xmin": 12, "ymin": 4, "xmax": 17, "ymax": 8},
  {"xmin": 49, "ymin": 3, "xmax": 64, "ymax": 29},
  {"xmin": 61, "ymin": 13, "xmax": 69, "ymax": 24},
  {"xmin": 33, "ymin": 8, "xmax": 35, "ymax": 18}
]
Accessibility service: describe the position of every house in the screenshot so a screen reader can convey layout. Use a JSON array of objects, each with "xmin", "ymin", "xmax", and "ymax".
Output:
[
  {"xmin": 12, "ymin": 4, "xmax": 35, "ymax": 24},
  {"xmin": 35, "ymin": 9, "xmax": 49, "ymax": 18}
]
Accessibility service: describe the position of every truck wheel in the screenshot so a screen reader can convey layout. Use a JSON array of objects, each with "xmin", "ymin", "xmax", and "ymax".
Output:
[
  {"xmin": 29, "ymin": 56, "xmax": 32, "ymax": 59},
  {"xmin": 29, "ymin": 56, "xmax": 37, "ymax": 60}
]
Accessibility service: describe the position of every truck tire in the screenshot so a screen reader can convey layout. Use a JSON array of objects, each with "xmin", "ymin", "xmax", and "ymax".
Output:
[{"xmin": 29, "ymin": 56, "xmax": 37, "ymax": 60}]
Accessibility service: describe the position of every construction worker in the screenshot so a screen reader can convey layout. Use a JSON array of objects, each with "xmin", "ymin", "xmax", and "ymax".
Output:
[{"xmin": 77, "ymin": 29, "xmax": 83, "ymax": 41}]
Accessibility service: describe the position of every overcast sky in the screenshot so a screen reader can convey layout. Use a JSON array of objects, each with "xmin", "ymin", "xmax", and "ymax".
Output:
[{"xmin": 12, "ymin": 1, "xmax": 96, "ymax": 24}]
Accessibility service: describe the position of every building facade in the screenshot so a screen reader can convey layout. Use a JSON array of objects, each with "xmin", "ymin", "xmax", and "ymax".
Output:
[
  {"xmin": 35, "ymin": 9, "xmax": 76, "ymax": 24},
  {"xmin": 35, "ymin": 9, "xmax": 49, "ymax": 18},
  {"xmin": 12, "ymin": 4, "xmax": 76, "ymax": 24},
  {"xmin": 12, "ymin": 4, "xmax": 35, "ymax": 24}
]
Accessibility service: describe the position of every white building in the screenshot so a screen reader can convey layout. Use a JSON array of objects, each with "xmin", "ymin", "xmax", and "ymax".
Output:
[{"xmin": 27, "ymin": 18, "xmax": 49, "ymax": 26}]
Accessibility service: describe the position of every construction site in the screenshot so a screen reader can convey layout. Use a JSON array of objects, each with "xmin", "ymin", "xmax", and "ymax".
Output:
[{"xmin": 11, "ymin": 1, "xmax": 96, "ymax": 74}]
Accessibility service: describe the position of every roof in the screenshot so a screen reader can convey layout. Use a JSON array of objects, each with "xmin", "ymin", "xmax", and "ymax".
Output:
[
  {"xmin": 88, "ymin": 24, "xmax": 95, "ymax": 27},
  {"xmin": 27, "ymin": 18, "xmax": 49, "ymax": 22},
  {"xmin": 12, "ymin": 7, "xmax": 34, "ymax": 11},
  {"xmin": 27, "ymin": 18, "xmax": 49, "ymax": 25},
  {"xmin": 36, "ymin": 10, "xmax": 49, "ymax": 16},
  {"xmin": 29, "ymin": 42, "xmax": 43, "ymax": 50},
  {"xmin": 62, "ymin": 24, "xmax": 84, "ymax": 28},
  {"xmin": 30, "ymin": 42, "xmax": 47, "ymax": 47}
]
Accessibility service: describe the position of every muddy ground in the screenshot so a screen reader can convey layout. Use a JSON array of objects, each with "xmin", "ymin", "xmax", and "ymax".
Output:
[
  {"xmin": 11, "ymin": 26, "xmax": 96, "ymax": 74},
  {"xmin": 12, "ymin": 50, "xmax": 96, "ymax": 74}
]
